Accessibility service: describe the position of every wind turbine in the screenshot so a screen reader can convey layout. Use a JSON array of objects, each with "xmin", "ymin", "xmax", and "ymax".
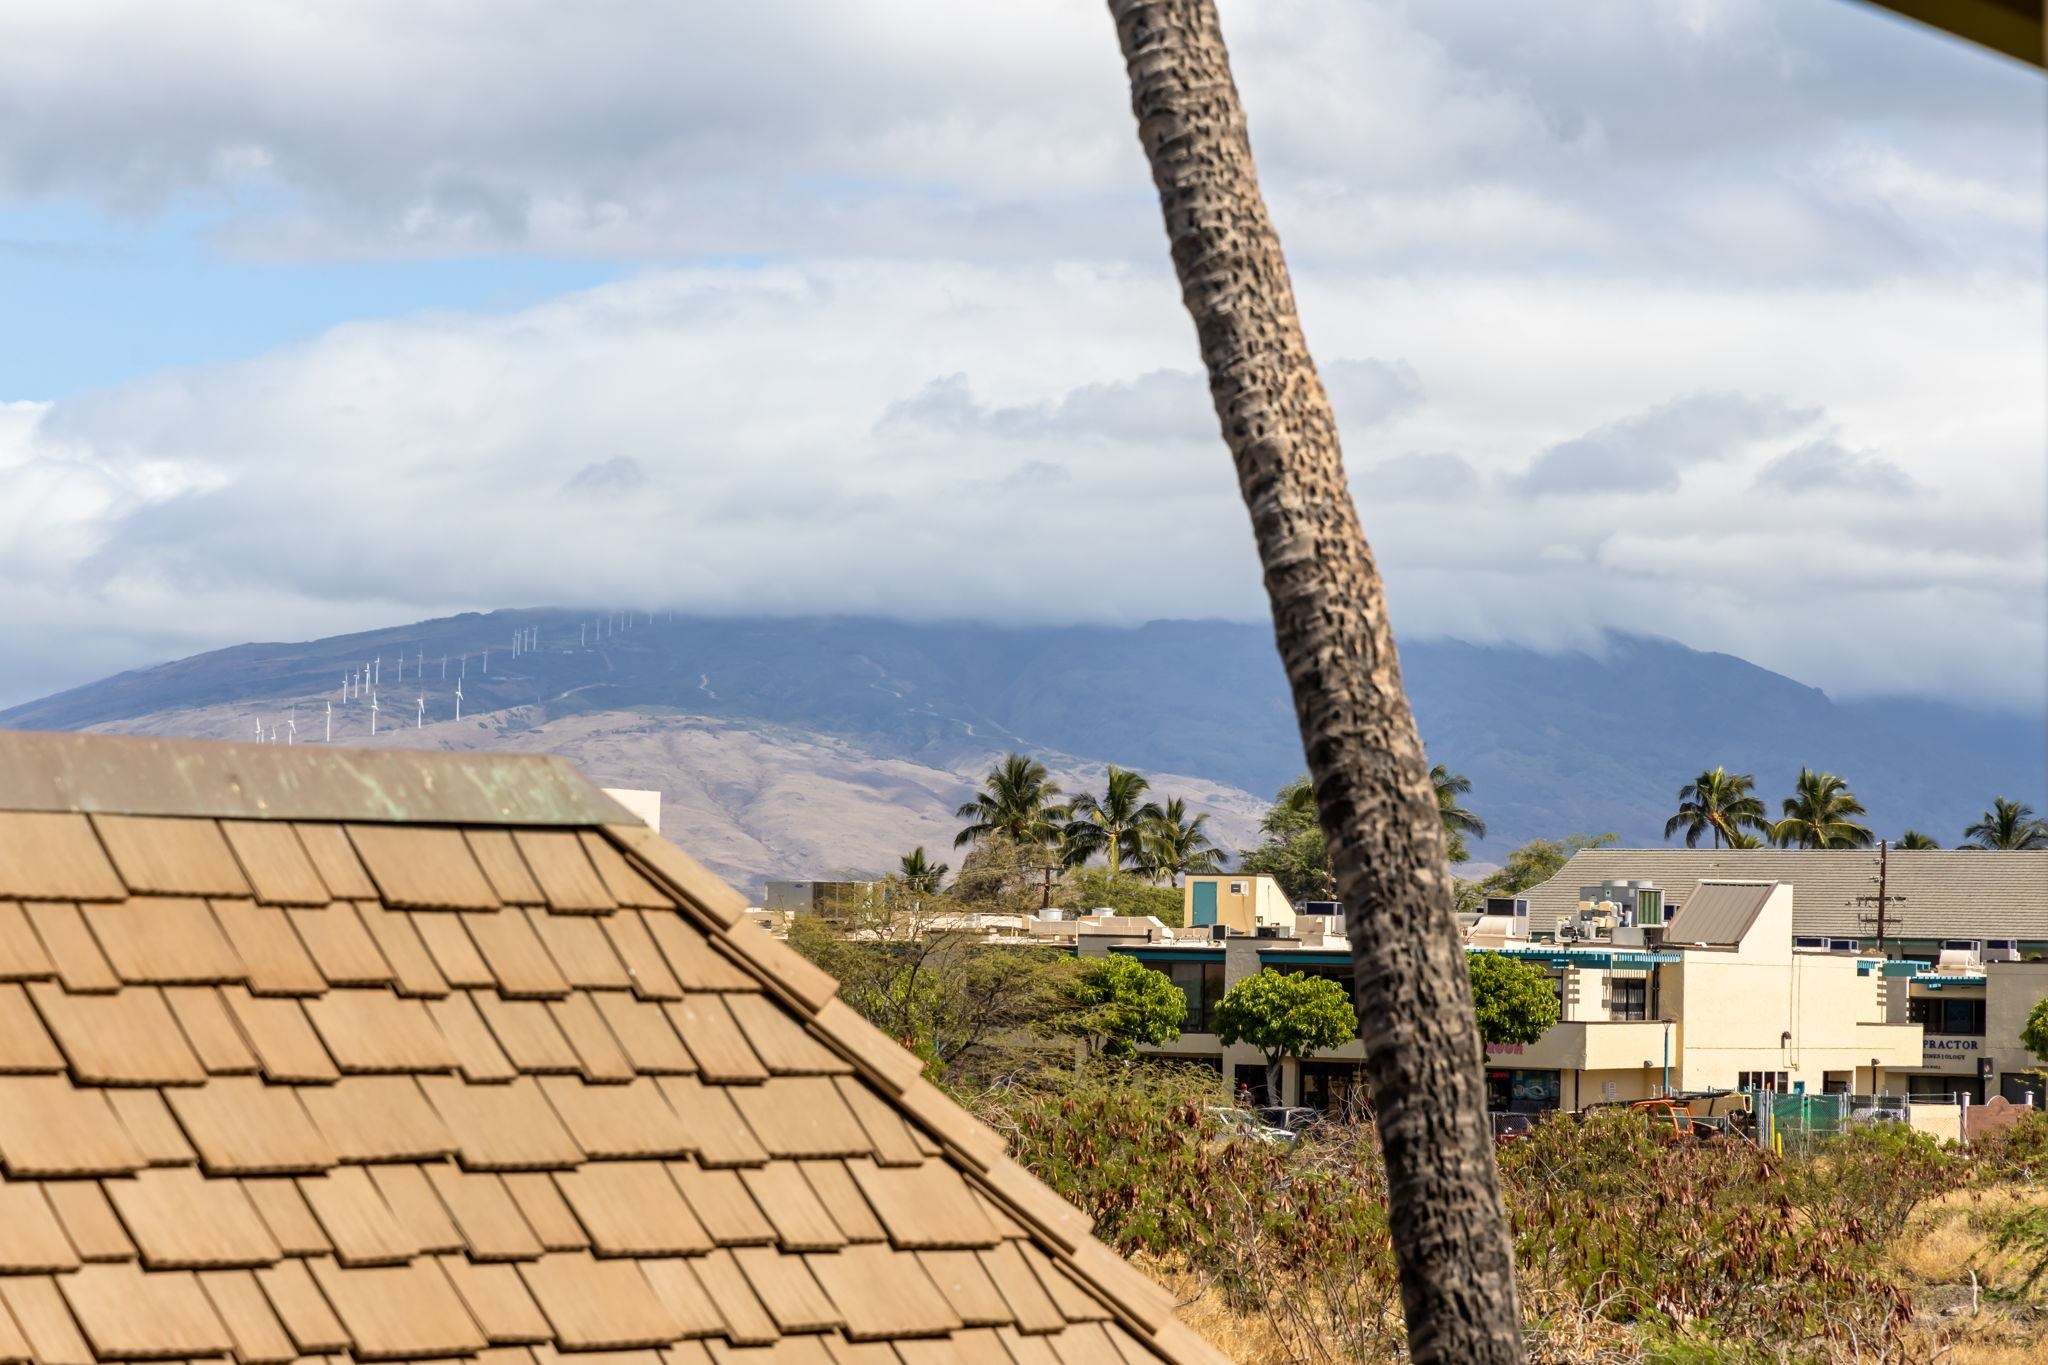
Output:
[
  {"xmin": 441, "ymin": 654, "xmax": 448, "ymax": 680},
  {"xmin": 287, "ymin": 715, "xmax": 296, "ymax": 746},
  {"xmin": 416, "ymin": 696, "xmax": 424, "ymax": 729},
  {"xmin": 325, "ymin": 701, "xmax": 332, "ymax": 743},
  {"xmin": 454, "ymin": 681, "xmax": 463, "ymax": 722},
  {"xmin": 580, "ymin": 623, "xmax": 586, "ymax": 647},
  {"xmin": 373, "ymin": 656, "xmax": 381, "ymax": 687},
  {"xmin": 482, "ymin": 649, "xmax": 489, "ymax": 675},
  {"xmin": 370, "ymin": 692, "xmax": 379, "ymax": 736}
]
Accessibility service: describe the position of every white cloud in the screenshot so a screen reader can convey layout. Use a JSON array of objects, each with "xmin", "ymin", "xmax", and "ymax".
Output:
[{"xmin": 0, "ymin": 0, "xmax": 2041, "ymax": 713}]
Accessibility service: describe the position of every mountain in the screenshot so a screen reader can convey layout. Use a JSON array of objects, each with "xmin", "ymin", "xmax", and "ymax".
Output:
[{"xmin": 3, "ymin": 611, "xmax": 2039, "ymax": 889}]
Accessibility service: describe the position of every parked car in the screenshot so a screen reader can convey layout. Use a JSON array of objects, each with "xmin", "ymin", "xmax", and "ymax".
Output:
[
  {"xmin": 1492, "ymin": 1113, "xmax": 1536, "ymax": 1145},
  {"xmin": 1258, "ymin": 1106, "xmax": 1326, "ymax": 1136},
  {"xmin": 1206, "ymin": 1106, "xmax": 1296, "ymax": 1145}
]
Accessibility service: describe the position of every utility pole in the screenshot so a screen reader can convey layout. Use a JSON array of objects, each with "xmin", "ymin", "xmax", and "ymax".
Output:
[{"xmin": 1856, "ymin": 840, "xmax": 1903, "ymax": 954}]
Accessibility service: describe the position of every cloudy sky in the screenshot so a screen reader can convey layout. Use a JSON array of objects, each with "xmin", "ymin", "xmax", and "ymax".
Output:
[{"xmin": 1, "ymin": 0, "xmax": 2042, "ymax": 712}]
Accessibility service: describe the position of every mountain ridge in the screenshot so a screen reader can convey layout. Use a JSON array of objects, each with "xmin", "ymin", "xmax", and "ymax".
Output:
[{"xmin": 3, "ymin": 611, "xmax": 2039, "ymax": 888}]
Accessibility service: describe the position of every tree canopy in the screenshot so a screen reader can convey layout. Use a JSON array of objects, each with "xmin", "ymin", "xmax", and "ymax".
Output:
[
  {"xmin": 1467, "ymin": 952, "xmax": 1561, "ymax": 1046},
  {"xmin": 1432, "ymin": 764, "xmax": 1487, "ymax": 864},
  {"xmin": 897, "ymin": 846, "xmax": 946, "ymax": 892},
  {"xmin": 1057, "ymin": 866, "xmax": 1184, "ymax": 926},
  {"xmin": 1665, "ymin": 767, "xmax": 1770, "ymax": 849},
  {"xmin": 1963, "ymin": 798, "xmax": 2048, "ymax": 851},
  {"xmin": 955, "ymin": 753, "xmax": 1067, "ymax": 851},
  {"xmin": 2023, "ymin": 997, "xmax": 2048, "ymax": 1067},
  {"xmin": 1064, "ymin": 765, "xmax": 1162, "ymax": 872},
  {"xmin": 1213, "ymin": 968, "xmax": 1358, "ymax": 1102},
  {"xmin": 1772, "ymin": 769, "xmax": 1874, "ymax": 849},
  {"xmin": 1066, "ymin": 954, "xmax": 1187, "ymax": 1058}
]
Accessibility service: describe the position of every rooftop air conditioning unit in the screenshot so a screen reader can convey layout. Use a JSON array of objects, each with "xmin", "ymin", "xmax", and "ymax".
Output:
[
  {"xmin": 1484, "ymin": 897, "xmax": 1530, "ymax": 918},
  {"xmin": 1985, "ymin": 939, "xmax": 2020, "ymax": 962},
  {"xmin": 1828, "ymin": 938, "xmax": 1861, "ymax": 953},
  {"xmin": 1209, "ymin": 924, "xmax": 1230, "ymax": 942},
  {"xmin": 1943, "ymin": 939, "xmax": 1981, "ymax": 952},
  {"xmin": 1301, "ymin": 900, "xmax": 1342, "ymax": 917},
  {"xmin": 1254, "ymin": 925, "xmax": 1282, "ymax": 939},
  {"xmin": 1794, "ymin": 936, "xmax": 1827, "ymax": 950}
]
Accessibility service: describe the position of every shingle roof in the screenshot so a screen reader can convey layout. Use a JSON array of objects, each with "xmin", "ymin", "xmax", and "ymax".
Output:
[
  {"xmin": 1525, "ymin": 848, "xmax": 2048, "ymax": 941},
  {"xmin": 1658, "ymin": 881, "xmax": 1775, "ymax": 949},
  {"xmin": 0, "ymin": 728, "xmax": 1221, "ymax": 1365}
]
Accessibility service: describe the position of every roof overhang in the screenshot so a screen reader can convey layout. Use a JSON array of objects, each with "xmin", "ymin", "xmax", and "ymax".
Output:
[{"xmin": 1851, "ymin": 0, "xmax": 2045, "ymax": 68}]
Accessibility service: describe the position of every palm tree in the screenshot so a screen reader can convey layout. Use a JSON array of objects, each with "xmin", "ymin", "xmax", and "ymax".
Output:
[
  {"xmin": 953, "ymin": 754, "xmax": 1067, "ymax": 850},
  {"xmin": 1726, "ymin": 831, "xmax": 1767, "ymax": 849},
  {"xmin": 897, "ymin": 847, "xmax": 947, "ymax": 893},
  {"xmin": 1110, "ymin": 4, "xmax": 1517, "ymax": 1357},
  {"xmin": 1897, "ymin": 830, "xmax": 1941, "ymax": 849},
  {"xmin": 1063, "ymin": 765, "xmax": 1163, "ymax": 872},
  {"xmin": 1432, "ymin": 764, "xmax": 1486, "ymax": 863},
  {"xmin": 1962, "ymin": 798, "xmax": 2048, "ymax": 850},
  {"xmin": 1663, "ymin": 767, "xmax": 1770, "ymax": 849},
  {"xmin": 1136, "ymin": 797, "xmax": 1224, "ymax": 882},
  {"xmin": 1771, "ymin": 769, "xmax": 1875, "ymax": 849}
]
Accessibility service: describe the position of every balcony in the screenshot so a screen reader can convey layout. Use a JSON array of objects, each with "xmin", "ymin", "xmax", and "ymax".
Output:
[{"xmin": 1483, "ymin": 1020, "xmax": 1672, "ymax": 1071}]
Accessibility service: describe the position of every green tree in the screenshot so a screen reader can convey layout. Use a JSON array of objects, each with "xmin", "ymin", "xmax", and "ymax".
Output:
[
  {"xmin": 1663, "ymin": 767, "xmax": 1770, "ymax": 849},
  {"xmin": 1467, "ymin": 952, "xmax": 1561, "ymax": 1047},
  {"xmin": 1964, "ymin": 798, "xmax": 2048, "ymax": 851},
  {"xmin": 2024, "ymin": 998, "xmax": 2048, "ymax": 1066},
  {"xmin": 1432, "ymin": 764, "xmax": 1486, "ymax": 864},
  {"xmin": 1237, "ymin": 776, "xmax": 1335, "ymax": 903},
  {"xmin": 1066, "ymin": 954, "xmax": 1188, "ymax": 1058},
  {"xmin": 1135, "ymin": 797, "xmax": 1223, "ymax": 882},
  {"xmin": 1476, "ymin": 832, "xmax": 1620, "ymax": 900},
  {"xmin": 897, "ymin": 846, "xmax": 947, "ymax": 893},
  {"xmin": 1898, "ymin": 830, "xmax": 1941, "ymax": 849},
  {"xmin": 1772, "ymin": 769, "xmax": 1874, "ymax": 849},
  {"xmin": 1063, "ymin": 765, "xmax": 1162, "ymax": 872},
  {"xmin": 1058, "ymin": 866, "xmax": 1184, "ymax": 926},
  {"xmin": 954, "ymin": 754, "xmax": 1068, "ymax": 851},
  {"xmin": 1213, "ymin": 968, "xmax": 1359, "ymax": 1105}
]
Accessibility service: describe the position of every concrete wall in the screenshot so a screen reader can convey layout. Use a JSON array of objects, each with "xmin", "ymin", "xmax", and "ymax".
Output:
[{"xmin": 1182, "ymin": 875, "xmax": 1295, "ymax": 935}]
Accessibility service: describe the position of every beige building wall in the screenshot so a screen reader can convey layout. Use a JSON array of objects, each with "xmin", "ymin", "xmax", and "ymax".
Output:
[{"xmin": 1181, "ymin": 875, "xmax": 1296, "ymax": 935}]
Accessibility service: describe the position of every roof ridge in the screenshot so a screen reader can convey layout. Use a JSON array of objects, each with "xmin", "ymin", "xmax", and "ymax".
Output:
[{"xmin": 598, "ymin": 821, "xmax": 1225, "ymax": 1364}]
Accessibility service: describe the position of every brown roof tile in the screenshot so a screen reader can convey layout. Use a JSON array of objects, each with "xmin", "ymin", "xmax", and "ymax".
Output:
[
  {"xmin": 208, "ymin": 901, "xmax": 324, "ymax": 996},
  {"xmin": 550, "ymin": 994, "xmax": 636, "ymax": 1083},
  {"xmin": 423, "ymin": 993, "xmax": 519, "ymax": 1083},
  {"xmin": 642, "ymin": 915, "xmax": 754, "ymax": 993},
  {"xmin": 27, "ymin": 985, "xmax": 208, "ymax": 1086},
  {"xmin": 463, "ymin": 832, "xmax": 546, "ymax": 906},
  {"xmin": 345, "ymin": 826, "xmax": 500, "ymax": 912},
  {"xmin": 512, "ymin": 833, "xmax": 615, "ymax": 914},
  {"xmin": 22, "ymin": 902, "xmax": 121, "ymax": 993},
  {"xmin": 252, "ymin": 1256, "xmax": 351, "ymax": 1353},
  {"xmin": 241, "ymin": 1178, "xmax": 330, "ymax": 1257},
  {"xmin": 412, "ymin": 912, "xmax": 497, "ymax": 988},
  {"xmin": 917, "ymin": 1251, "xmax": 1013, "ymax": 1327},
  {"xmin": 516, "ymin": 1254, "xmax": 680, "ymax": 1350},
  {"xmin": 308, "ymin": 1256, "xmax": 490, "ymax": 1360},
  {"xmin": 653, "ymin": 1076, "xmax": 768, "ymax": 1169},
  {"xmin": 579, "ymin": 833, "xmax": 673, "ymax": 910},
  {"xmin": 537, "ymin": 1076, "xmax": 694, "ymax": 1159},
  {"xmin": 591, "ymin": 993, "xmax": 694, "ymax": 1075},
  {"xmin": 0, "ymin": 1181, "xmax": 80, "ymax": 1272},
  {"xmin": 667, "ymin": 1163, "xmax": 775, "ymax": 1247},
  {"xmin": 91, "ymin": 816, "xmax": 251, "ymax": 899},
  {"xmin": 730, "ymin": 1078, "xmax": 873, "ymax": 1161},
  {"xmin": 464, "ymin": 911, "xmax": 572, "ymax": 999},
  {"xmin": 683, "ymin": 1250, "xmax": 779, "ymax": 1347},
  {"xmin": 81, "ymin": 898, "xmax": 244, "ymax": 985},
  {"xmin": 366, "ymin": 1165, "xmax": 463, "ymax": 1254},
  {"xmin": 104, "ymin": 1167, "xmax": 280, "ymax": 1269},
  {"xmin": 0, "ymin": 1078, "xmax": 145, "ymax": 1176},
  {"xmin": 634, "ymin": 1259, "xmax": 725, "ymax": 1340},
  {"xmin": 291, "ymin": 825, "xmax": 378, "ymax": 901},
  {"xmin": 472, "ymin": 992, "xmax": 581, "ymax": 1074},
  {"xmin": 0, "ymin": 1275, "xmax": 98, "ymax": 1365},
  {"xmin": 0, "ymin": 1287, "xmax": 35, "ymax": 1365},
  {"xmin": 0, "ymin": 982, "xmax": 64, "ymax": 1073},
  {"xmin": 196, "ymin": 1268, "xmax": 298, "ymax": 1364},
  {"xmin": 0, "ymin": 814, "xmax": 126, "ymax": 902},
  {"xmin": 848, "ymin": 1163, "xmax": 1000, "ymax": 1252},
  {"xmin": 298, "ymin": 1167, "xmax": 418, "ymax": 1267},
  {"xmin": 600, "ymin": 828, "xmax": 747, "ymax": 930},
  {"xmin": 164, "ymin": 1077, "xmax": 336, "ymax": 1175},
  {"xmin": 302, "ymin": 990, "xmax": 458, "ymax": 1074},
  {"xmin": 103, "ymin": 1089, "xmax": 195, "ymax": 1166},
  {"xmin": 724, "ymin": 996, "xmax": 850, "ymax": 1077},
  {"xmin": 665, "ymin": 995, "xmax": 769, "ymax": 1083},
  {"xmin": 218, "ymin": 823, "xmax": 331, "ymax": 907},
  {"xmin": 287, "ymin": 905, "xmax": 395, "ymax": 987},
  {"xmin": 499, "ymin": 1174, "xmax": 588, "ymax": 1252},
  {"xmin": 38, "ymin": 1182, "xmax": 134, "ymax": 1262},
  {"xmin": 995, "ymin": 1326, "xmax": 1061, "ymax": 1364},
  {"xmin": 1017, "ymin": 1245, "xmax": 1108, "ymax": 1324},
  {"xmin": 0, "ymin": 901, "xmax": 56, "ymax": 981},
  {"xmin": 732, "ymin": 1247, "xmax": 842, "ymax": 1335},
  {"xmin": 57, "ymin": 1262, "xmax": 238, "ymax": 1359},
  {"xmin": 795, "ymin": 1162, "xmax": 885, "ymax": 1246},
  {"xmin": 419, "ymin": 1076, "xmax": 583, "ymax": 1172},
  {"xmin": 806, "ymin": 1244, "xmax": 961, "ymax": 1341},
  {"xmin": 553, "ymin": 1161, "xmax": 711, "ymax": 1257},
  {"xmin": 829, "ymin": 1080, "xmax": 924, "ymax": 1168},
  {"xmin": 355, "ymin": 903, "xmax": 451, "ymax": 997},
  {"xmin": 527, "ymin": 909, "xmax": 633, "ymax": 990},
  {"xmin": 425, "ymin": 1168, "xmax": 545, "ymax": 1262},
  {"xmin": 219, "ymin": 988, "xmax": 338, "ymax": 1084},
  {"xmin": 437, "ymin": 1254, "xmax": 552, "ymax": 1344},
  {"xmin": 297, "ymin": 1076, "xmax": 457, "ymax": 1164},
  {"xmin": 598, "ymin": 912, "xmax": 685, "ymax": 1001},
  {"xmin": 161, "ymin": 987, "xmax": 259, "ymax": 1075},
  {"xmin": 738, "ymin": 1163, "xmax": 849, "ymax": 1252}
]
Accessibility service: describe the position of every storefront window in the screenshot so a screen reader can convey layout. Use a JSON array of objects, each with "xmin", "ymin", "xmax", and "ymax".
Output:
[
  {"xmin": 1906, "ymin": 1073, "xmax": 1983, "ymax": 1104},
  {"xmin": 1609, "ymin": 978, "xmax": 1647, "ymax": 1021},
  {"xmin": 1908, "ymin": 998, "xmax": 1987, "ymax": 1036},
  {"xmin": 1140, "ymin": 958, "xmax": 1226, "ymax": 1033},
  {"xmin": 1486, "ymin": 1068, "xmax": 1561, "ymax": 1114}
]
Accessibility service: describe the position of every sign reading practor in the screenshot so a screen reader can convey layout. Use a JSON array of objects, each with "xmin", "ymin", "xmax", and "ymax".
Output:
[{"xmin": 1923, "ymin": 1036, "xmax": 1982, "ymax": 1065}]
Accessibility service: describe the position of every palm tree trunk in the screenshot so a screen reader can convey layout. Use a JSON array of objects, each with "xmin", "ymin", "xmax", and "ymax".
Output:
[{"xmin": 1105, "ymin": 3, "xmax": 1520, "ymax": 1360}]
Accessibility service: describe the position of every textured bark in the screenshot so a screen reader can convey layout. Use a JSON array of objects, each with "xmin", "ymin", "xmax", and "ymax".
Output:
[{"xmin": 1104, "ymin": 3, "xmax": 1523, "ymax": 1360}]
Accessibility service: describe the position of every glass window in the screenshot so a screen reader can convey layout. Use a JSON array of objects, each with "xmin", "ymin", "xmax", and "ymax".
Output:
[
  {"xmin": 1610, "ymin": 978, "xmax": 1648, "ymax": 1021},
  {"xmin": 1909, "ymin": 998, "xmax": 1986, "ymax": 1036},
  {"xmin": 1144, "ymin": 959, "xmax": 1226, "ymax": 1033},
  {"xmin": 1737, "ymin": 1071, "xmax": 1789, "ymax": 1091}
]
